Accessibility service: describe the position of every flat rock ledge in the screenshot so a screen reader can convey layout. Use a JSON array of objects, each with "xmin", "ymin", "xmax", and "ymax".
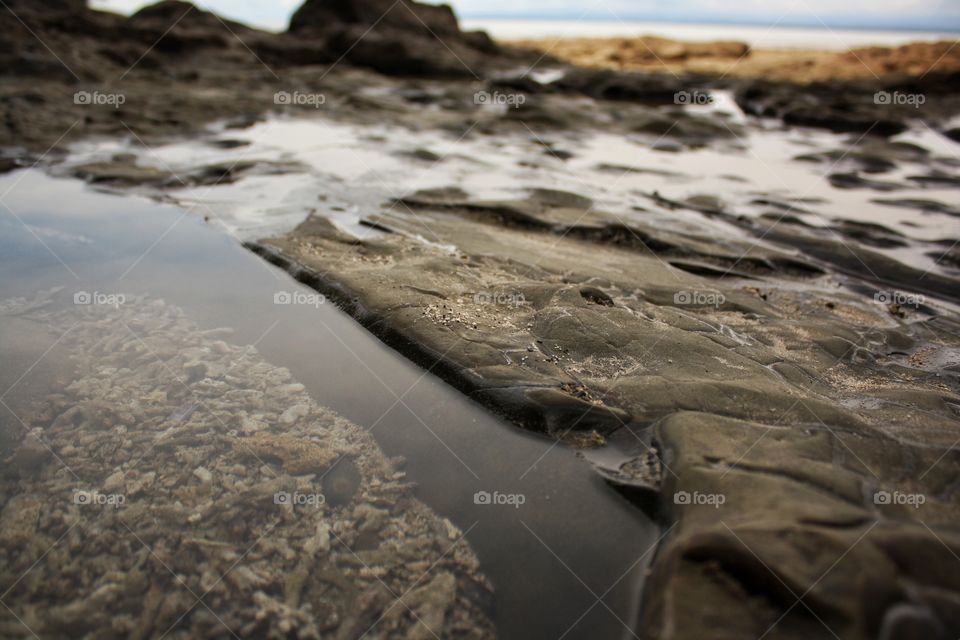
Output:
[{"xmin": 251, "ymin": 188, "xmax": 960, "ymax": 639}]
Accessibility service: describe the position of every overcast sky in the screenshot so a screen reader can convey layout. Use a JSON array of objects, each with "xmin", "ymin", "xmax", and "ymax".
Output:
[{"xmin": 89, "ymin": 0, "xmax": 960, "ymax": 31}]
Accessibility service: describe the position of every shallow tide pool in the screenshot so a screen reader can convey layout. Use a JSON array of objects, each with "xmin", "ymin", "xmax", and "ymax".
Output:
[{"xmin": 0, "ymin": 169, "xmax": 659, "ymax": 640}]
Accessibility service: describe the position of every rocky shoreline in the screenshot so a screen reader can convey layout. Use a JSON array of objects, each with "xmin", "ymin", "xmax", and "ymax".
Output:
[
  {"xmin": 2, "ymin": 0, "xmax": 959, "ymax": 155},
  {"xmin": 2, "ymin": 1, "xmax": 960, "ymax": 639}
]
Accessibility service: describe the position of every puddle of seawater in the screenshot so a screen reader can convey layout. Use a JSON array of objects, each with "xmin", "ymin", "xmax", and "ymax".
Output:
[
  {"xmin": 0, "ymin": 169, "xmax": 659, "ymax": 640},
  {"xmin": 61, "ymin": 107, "xmax": 960, "ymax": 281}
]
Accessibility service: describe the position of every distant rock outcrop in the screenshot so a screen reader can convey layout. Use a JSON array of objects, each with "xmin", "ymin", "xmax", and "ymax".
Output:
[
  {"xmin": 3, "ymin": 0, "xmax": 87, "ymax": 13},
  {"xmin": 125, "ymin": 0, "xmax": 262, "ymax": 53},
  {"xmin": 289, "ymin": 0, "xmax": 462, "ymax": 38},
  {"xmin": 287, "ymin": 0, "xmax": 499, "ymax": 77},
  {"xmin": 0, "ymin": 0, "xmax": 501, "ymax": 79}
]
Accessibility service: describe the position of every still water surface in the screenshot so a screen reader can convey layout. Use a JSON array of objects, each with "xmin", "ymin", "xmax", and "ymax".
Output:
[{"xmin": 0, "ymin": 169, "xmax": 658, "ymax": 640}]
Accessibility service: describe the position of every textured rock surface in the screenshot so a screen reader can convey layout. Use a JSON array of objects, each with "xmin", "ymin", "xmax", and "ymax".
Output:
[{"xmin": 252, "ymin": 187, "xmax": 960, "ymax": 639}]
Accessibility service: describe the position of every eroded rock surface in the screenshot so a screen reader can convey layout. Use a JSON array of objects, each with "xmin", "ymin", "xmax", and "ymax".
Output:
[{"xmin": 252, "ymin": 187, "xmax": 960, "ymax": 639}]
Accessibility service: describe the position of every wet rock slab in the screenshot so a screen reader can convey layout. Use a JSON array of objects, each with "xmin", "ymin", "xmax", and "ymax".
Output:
[
  {"xmin": 63, "ymin": 154, "xmax": 308, "ymax": 190},
  {"xmin": 0, "ymin": 291, "xmax": 494, "ymax": 640},
  {"xmin": 252, "ymin": 187, "xmax": 960, "ymax": 639}
]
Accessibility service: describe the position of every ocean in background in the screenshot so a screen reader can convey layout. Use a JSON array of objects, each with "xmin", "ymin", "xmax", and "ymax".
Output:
[{"xmin": 461, "ymin": 18, "xmax": 960, "ymax": 49}]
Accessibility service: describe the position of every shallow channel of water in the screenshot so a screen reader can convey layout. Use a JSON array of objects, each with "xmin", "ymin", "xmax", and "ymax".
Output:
[{"xmin": 0, "ymin": 169, "xmax": 659, "ymax": 640}]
